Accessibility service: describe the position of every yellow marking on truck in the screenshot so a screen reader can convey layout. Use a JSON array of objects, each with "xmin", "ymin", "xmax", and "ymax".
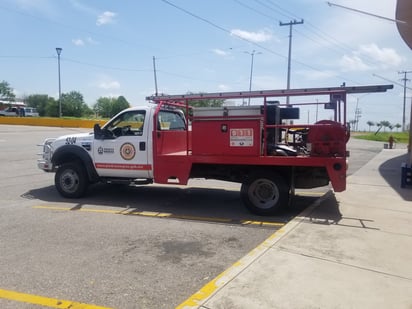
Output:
[
  {"xmin": 295, "ymin": 191, "xmax": 325, "ymax": 197},
  {"xmin": 33, "ymin": 205, "xmax": 284, "ymax": 227},
  {"xmin": 0, "ymin": 288, "xmax": 112, "ymax": 309}
]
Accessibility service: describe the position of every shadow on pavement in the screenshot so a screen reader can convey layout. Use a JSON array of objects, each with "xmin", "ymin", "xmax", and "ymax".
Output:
[
  {"xmin": 307, "ymin": 192, "xmax": 343, "ymax": 225},
  {"xmin": 22, "ymin": 183, "xmax": 319, "ymax": 225},
  {"xmin": 306, "ymin": 192, "xmax": 378, "ymax": 230},
  {"xmin": 379, "ymin": 152, "xmax": 412, "ymax": 201}
]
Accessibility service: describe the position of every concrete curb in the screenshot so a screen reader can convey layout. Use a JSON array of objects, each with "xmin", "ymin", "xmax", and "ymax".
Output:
[{"xmin": 176, "ymin": 190, "xmax": 333, "ymax": 309}]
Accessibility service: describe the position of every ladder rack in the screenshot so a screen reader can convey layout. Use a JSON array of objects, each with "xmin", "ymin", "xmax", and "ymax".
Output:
[{"xmin": 146, "ymin": 84, "xmax": 393, "ymax": 102}]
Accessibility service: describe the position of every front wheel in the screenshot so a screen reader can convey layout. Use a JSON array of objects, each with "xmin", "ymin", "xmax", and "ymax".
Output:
[
  {"xmin": 55, "ymin": 162, "xmax": 88, "ymax": 198},
  {"xmin": 241, "ymin": 172, "xmax": 289, "ymax": 216}
]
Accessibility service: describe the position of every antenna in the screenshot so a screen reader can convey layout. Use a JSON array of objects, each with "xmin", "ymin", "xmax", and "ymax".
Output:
[{"xmin": 153, "ymin": 56, "xmax": 159, "ymax": 96}]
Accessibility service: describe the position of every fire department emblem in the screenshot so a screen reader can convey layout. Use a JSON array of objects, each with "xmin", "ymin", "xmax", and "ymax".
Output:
[{"xmin": 120, "ymin": 143, "xmax": 136, "ymax": 160}]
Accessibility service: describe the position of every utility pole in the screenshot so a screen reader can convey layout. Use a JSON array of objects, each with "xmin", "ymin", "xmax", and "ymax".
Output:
[
  {"xmin": 399, "ymin": 70, "xmax": 412, "ymax": 131},
  {"xmin": 153, "ymin": 56, "xmax": 158, "ymax": 96},
  {"xmin": 245, "ymin": 50, "xmax": 261, "ymax": 106},
  {"xmin": 280, "ymin": 19, "xmax": 304, "ymax": 106},
  {"xmin": 354, "ymin": 98, "xmax": 362, "ymax": 131}
]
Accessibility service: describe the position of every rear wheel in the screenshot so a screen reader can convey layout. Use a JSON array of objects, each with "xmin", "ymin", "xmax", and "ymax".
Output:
[
  {"xmin": 241, "ymin": 172, "xmax": 289, "ymax": 216},
  {"xmin": 55, "ymin": 162, "xmax": 88, "ymax": 198}
]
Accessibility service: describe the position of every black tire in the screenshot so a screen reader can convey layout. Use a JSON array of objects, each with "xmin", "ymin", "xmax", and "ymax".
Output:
[
  {"xmin": 55, "ymin": 162, "xmax": 88, "ymax": 198},
  {"xmin": 241, "ymin": 172, "xmax": 289, "ymax": 216}
]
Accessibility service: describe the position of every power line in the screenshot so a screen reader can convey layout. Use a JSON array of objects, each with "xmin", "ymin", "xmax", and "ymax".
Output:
[
  {"xmin": 372, "ymin": 73, "xmax": 412, "ymax": 91},
  {"xmin": 232, "ymin": 0, "xmax": 275, "ymax": 21},
  {"xmin": 373, "ymin": 72, "xmax": 412, "ymax": 132},
  {"xmin": 253, "ymin": 0, "xmax": 294, "ymax": 20},
  {"xmin": 160, "ymin": 0, "xmax": 361, "ymax": 86},
  {"xmin": 244, "ymin": 0, "xmax": 389, "ymax": 69},
  {"xmin": 159, "ymin": 0, "xmax": 287, "ymax": 60}
]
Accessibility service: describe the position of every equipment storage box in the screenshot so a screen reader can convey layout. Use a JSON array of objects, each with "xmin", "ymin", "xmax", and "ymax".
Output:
[{"xmin": 192, "ymin": 106, "xmax": 262, "ymax": 156}]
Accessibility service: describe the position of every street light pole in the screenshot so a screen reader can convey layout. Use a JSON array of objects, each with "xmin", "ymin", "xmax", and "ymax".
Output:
[
  {"xmin": 56, "ymin": 47, "xmax": 62, "ymax": 117},
  {"xmin": 245, "ymin": 50, "xmax": 261, "ymax": 106}
]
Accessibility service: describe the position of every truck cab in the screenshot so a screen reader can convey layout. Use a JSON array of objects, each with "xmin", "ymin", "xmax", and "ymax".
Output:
[{"xmin": 38, "ymin": 104, "xmax": 188, "ymax": 198}]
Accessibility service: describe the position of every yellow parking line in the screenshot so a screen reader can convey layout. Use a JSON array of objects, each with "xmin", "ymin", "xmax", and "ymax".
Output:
[
  {"xmin": 241, "ymin": 220, "xmax": 284, "ymax": 227},
  {"xmin": 33, "ymin": 205, "xmax": 284, "ymax": 228},
  {"xmin": 0, "ymin": 288, "xmax": 112, "ymax": 309}
]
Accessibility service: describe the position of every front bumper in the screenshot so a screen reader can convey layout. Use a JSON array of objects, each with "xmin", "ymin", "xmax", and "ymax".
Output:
[
  {"xmin": 37, "ymin": 159, "xmax": 54, "ymax": 172},
  {"xmin": 37, "ymin": 138, "xmax": 55, "ymax": 172}
]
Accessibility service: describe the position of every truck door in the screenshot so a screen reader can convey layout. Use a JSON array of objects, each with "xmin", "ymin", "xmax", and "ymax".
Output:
[{"xmin": 93, "ymin": 109, "xmax": 151, "ymax": 178}]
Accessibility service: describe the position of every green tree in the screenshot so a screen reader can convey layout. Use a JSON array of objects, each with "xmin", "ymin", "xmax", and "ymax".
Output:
[
  {"xmin": 186, "ymin": 92, "xmax": 225, "ymax": 107},
  {"xmin": 190, "ymin": 98, "xmax": 225, "ymax": 107},
  {"xmin": 45, "ymin": 98, "xmax": 59, "ymax": 117},
  {"xmin": 61, "ymin": 91, "xmax": 90, "ymax": 117},
  {"xmin": 366, "ymin": 121, "xmax": 374, "ymax": 132},
  {"xmin": 349, "ymin": 119, "xmax": 357, "ymax": 131},
  {"xmin": 82, "ymin": 104, "xmax": 93, "ymax": 117},
  {"xmin": 113, "ymin": 96, "xmax": 130, "ymax": 115},
  {"xmin": 394, "ymin": 123, "xmax": 402, "ymax": 132},
  {"xmin": 379, "ymin": 120, "xmax": 391, "ymax": 132},
  {"xmin": 93, "ymin": 96, "xmax": 130, "ymax": 118},
  {"xmin": 0, "ymin": 80, "xmax": 15, "ymax": 101},
  {"xmin": 25, "ymin": 94, "xmax": 51, "ymax": 117},
  {"xmin": 94, "ymin": 97, "xmax": 116, "ymax": 118}
]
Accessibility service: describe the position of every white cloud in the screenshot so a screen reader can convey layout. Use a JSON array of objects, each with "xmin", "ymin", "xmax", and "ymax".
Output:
[
  {"xmin": 96, "ymin": 11, "xmax": 117, "ymax": 26},
  {"xmin": 252, "ymin": 75, "xmax": 285, "ymax": 90},
  {"xmin": 230, "ymin": 29, "xmax": 273, "ymax": 43},
  {"xmin": 339, "ymin": 43, "xmax": 403, "ymax": 72},
  {"xmin": 69, "ymin": 0, "xmax": 97, "ymax": 15},
  {"xmin": 86, "ymin": 37, "xmax": 99, "ymax": 45},
  {"xmin": 72, "ymin": 39, "xmax": 84, "ymax": 46},
  {"xmin": 339, "ymin": 55, "xmax": 370, "ymax": 72},
  {"xmin": 297, "ymin": 70, "xmax": 337, "ymax": 80},
  {"xmin": 213, "ymin": 49, "xmax": 230, "ymax": 56},
  {"xmin": 218, "ymin": 84, "xmax": 230, "ymax": 91},
  {"xmin": 102, "ymin": 93, "xmax": 121, "ymax": 99},
  {"xmin": 70, "ymin": 1, "xmax": 116, "ymax": 29},
  {"xmin": 98, "ymin": 81, "xmax": 120, "ymax": 90},
  {"xmin": 358, "ymin": 44, "xmax": 403, "ymax": 67},
  {"xmin": 11, "ymin": 0, "xmax": 57, "ymax": 16},
  {"xmin": 72, "ymin": 37, "xmax": 99, "ymax": 46}
]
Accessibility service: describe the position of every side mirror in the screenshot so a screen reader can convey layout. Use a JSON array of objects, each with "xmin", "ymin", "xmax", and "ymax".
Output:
[{"xmin": 94, "ymin": 123, "xmax": 103, "ymax": 139}]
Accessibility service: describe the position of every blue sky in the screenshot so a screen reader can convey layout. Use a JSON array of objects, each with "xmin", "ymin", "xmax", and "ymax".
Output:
[{"xmin": 1, "ymin": 0, "xmax": 411, "ymax": 130}]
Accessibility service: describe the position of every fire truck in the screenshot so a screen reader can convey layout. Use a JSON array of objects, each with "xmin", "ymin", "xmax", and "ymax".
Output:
[{"xmin": 38, "ymin": 85, "xmax": 392, "ymax": 215}]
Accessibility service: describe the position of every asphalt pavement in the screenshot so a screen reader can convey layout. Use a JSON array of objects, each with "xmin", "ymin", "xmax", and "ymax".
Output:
[{"xmin": 178, "ymin": 146, "xmax": 412, "ymax": 309}]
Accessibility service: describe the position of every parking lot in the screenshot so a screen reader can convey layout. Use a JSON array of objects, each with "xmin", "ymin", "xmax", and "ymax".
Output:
[{"xmin": 0, "ymin": 125, "xmax": 333, "ymax": 308}]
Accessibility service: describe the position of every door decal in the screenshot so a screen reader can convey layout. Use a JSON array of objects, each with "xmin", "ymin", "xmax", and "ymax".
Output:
[{"xmin": 120, "ymin": 143, "xmax": 136, "ymax": 160}]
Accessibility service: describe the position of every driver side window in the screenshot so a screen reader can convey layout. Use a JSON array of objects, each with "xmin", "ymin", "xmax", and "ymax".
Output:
[{"xmin": 106, "ymin": 110, "xmax": 146, "ymax": 137}]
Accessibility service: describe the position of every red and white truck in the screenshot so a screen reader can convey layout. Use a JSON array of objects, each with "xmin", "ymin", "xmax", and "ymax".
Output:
[{"xmin": 38, "ymin": 85, "xmax": 392, "ymax": 215}]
